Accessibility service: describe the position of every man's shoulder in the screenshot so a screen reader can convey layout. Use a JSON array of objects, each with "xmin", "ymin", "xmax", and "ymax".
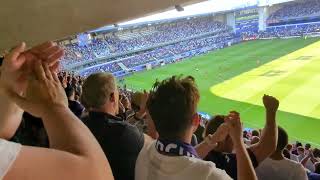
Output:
[{"xmin": 192, "ymin": 159, "xmax": 231, "ymax": 180}]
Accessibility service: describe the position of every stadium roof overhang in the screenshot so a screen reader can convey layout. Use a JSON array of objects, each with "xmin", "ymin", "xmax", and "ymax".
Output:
[{"xmin": 0, "ymin": 0, "xmax": 205, "ymax": 52}]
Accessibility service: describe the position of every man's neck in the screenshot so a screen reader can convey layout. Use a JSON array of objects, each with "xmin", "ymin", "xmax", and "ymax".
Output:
[
  {"xmin": 90, "ymin": 107, "xmax": 116, "ymax": 116},
  {"xmin": 270, "ymin": 151, "xmax": 285, "ymax": 160}
]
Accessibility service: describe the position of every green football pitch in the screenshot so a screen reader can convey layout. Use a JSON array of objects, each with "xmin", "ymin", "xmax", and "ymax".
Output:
[{"xmin": 124, "ymin": 38, "xmax": 320, "ymax": 147}]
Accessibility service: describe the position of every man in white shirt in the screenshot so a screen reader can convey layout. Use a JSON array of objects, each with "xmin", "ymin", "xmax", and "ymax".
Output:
[
  {"xmin": 256, "ymin": 127, "xmax": 307, "ymax": 180},
  {"xmin": 135, "ymin": 76, "xmax": 257, "ymax": 180}
]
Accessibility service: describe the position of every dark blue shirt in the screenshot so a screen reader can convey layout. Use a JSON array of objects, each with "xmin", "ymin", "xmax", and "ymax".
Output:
[{"xmin": 82, "ymin": 111, "xmax": 144, "ymax": 180}]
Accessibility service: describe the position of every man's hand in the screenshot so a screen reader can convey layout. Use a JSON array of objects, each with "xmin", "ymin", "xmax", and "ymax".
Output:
[
  {"xmin": 6, "ymin": 61, "xmax": 68, "ymax": 118},
  {"xmin": 0, "ymin": 42, "xmax": 63, "ymax": 94},
  {"xmin": 211, "ymin": 123, "xmax": 229, "ymax": 143},
  {"xmin": 225, "ymin": 111, "xmax": 243, "ymax": 147},
  {"xmin": 263, "ymin": 94, "xmax": 279, "ymax": 113},
  {"xmin": 140, "ymin": 90, "xmax": 149, "ymax": 112},
  {"xmin": 135, "ymin": 90, "xmax": 149, "ymax": 119}
]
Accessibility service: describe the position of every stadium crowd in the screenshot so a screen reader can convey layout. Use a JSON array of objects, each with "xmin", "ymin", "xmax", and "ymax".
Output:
[
  {"xmin": 259, "ymin": 23, "xmax": 320, "ymax": 38},
  {"xmin": 60, "ymin": 17, "xmax": 231, "ymax": 67},
  {"xmin": 268, "ymin": 0, "xmax": 320, "ymax": 21},
  {"xmin": 0, "ymin": 41, "xmax": 320, "ymax": 180},
  {"xmin": 79, "ymin": 32, "xmax": 235, "ymax": 76}
]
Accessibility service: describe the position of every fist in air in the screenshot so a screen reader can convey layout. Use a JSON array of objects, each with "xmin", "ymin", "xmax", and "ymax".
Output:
[{"xmin": 263, "ymin": 94, "xmax": 279, "ymax": 113}]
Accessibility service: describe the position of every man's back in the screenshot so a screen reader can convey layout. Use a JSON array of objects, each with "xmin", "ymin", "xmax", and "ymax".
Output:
[
  {"xmin": 135, "ymin": 141, "xmax": 232, "ymax": 180},
  {"xmin": 84, "ymin": 111, "xmax": 144, "ymax": 180},
  {"xmin": 255, "ymin": 158, "xmax": 307, "ymax": 180}
]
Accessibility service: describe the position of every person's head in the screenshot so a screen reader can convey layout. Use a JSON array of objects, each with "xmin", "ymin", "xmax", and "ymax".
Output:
[
  {"xmin": 296, "ymin": 141, "xmax": 302, "ymax": 148},
  {"xmin": 243, "ymin": 130, "xmax": 248, "ymax": 139},
  {"xmin": 286, "ymin": 144, "xmax": 293, "ymax": 151},
  {"xmin": 251, "ymin": 129, "xmax": 260, "ymax": 137},
  {"xmin": 315, "ymin": 162, "xmax": 320, "ymax": 174},
  {"xmin": 147, "ymin": 75, "xmax": 200, "ymax": 142},
  {"xmin": 305, "ymin": 143, "xmax": 311, "ymax": 150},
  {"xmin": 313, "ymin": 148, "xmax": 320, "ymax": 158},
  {"xmin": 283, "ymin": 149, "xmax": 291, "ymax": 159},
  {"xmin": 65, "ymin": 86, "xmax": 75, "ymax": 100},
  {"xmin": 205, "ymin": 115, "xmax": 233, "ymax": 153},
  {"xmin": 274, "ymin": 126, "xmax": 288, "ymax": 154},
  {"xmin": 81, "ymin": 73, "xmax": 119, "ymax": 115},
  {"xmin": 251, "ymin": 136, "xmax": 260, "ymax": 145},
  {"xmin": 297, "ymin": 147, "xmax": 305, "ymax": 155}
]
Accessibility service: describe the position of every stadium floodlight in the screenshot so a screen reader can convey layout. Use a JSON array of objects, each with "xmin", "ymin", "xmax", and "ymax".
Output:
[{"xmin": 175, "ymin": 5, "xmax": 184, "ymax": 12}]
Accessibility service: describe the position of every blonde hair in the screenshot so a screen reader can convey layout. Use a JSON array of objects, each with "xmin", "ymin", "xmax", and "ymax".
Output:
[{"xmin": 80, "ymin": 72, "xmax": 116, "ymax": 109}]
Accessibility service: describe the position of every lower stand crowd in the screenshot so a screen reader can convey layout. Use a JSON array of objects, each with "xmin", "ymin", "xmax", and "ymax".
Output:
[{"xmin": 0, "ymin": 41, "xmax": 319, "ymax": 180}]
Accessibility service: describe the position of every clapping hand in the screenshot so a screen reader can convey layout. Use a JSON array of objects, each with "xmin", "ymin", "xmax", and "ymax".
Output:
[
  {"xmin": 0, "ymin": 42, "xmax": 63, "ymax": 95},
  {"xmin": 6, "ymin": 61, "xmax": 68, "ymax": 118},
  {"xmin": 224, "ymin": 111, "xmax": 243, "ymax": 146}
]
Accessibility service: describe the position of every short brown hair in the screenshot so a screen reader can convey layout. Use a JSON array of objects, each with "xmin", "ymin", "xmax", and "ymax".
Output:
[
  {"xmin": 147, "ymin": 75, "xmax": 200, "ymax": 139},
  {"xmin": 80, "ymin": 72, "xmax": 116, "ymax": 109}
]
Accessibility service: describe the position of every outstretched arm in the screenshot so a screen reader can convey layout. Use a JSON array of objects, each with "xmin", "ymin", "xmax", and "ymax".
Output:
[{"xmin": 250, "ymin": 95, "xmax": 279, "ymax": 163}]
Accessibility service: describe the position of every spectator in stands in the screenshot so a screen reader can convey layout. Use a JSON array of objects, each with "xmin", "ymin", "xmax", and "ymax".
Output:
[
  {"xmin": 251, "ymin": 129, "xmax": 260, "ymax": 137},
  {"xmin": 135, "ymin": 76, "xmax": 257, "ymax": 180},
  {"xmin": 292, "ymin": 141, "xmax": 303, "ymax": 155},
  {"xmin": 203, "ymin": 95, "xmax": 279, "ymax": 179},
  {"xmin": 255, "ymin": 126, "xmax": 308, "ymax": 180},
  {"xmin": 297, "ymin": 146, "xmax": 306, "ymax": 161},
  {"xmin": 80, "ymin": 72, "xmax": 152, "ymax": 180},
  {"xmin": 65, "ymin": 85, "xmax": 84, "ymax": 118},
  {"xmin": 305, "ymin": 143, "xmax": 311, "ymax": 151},
  {"xmin": 0, "ymin": 42, "xmax": 113, "ymax": 179},
  {"xmin": 301, "ymin": 148, "xmax": 319, "ymax": 172},
  {"xmin": 315, "ymin": 162, "xmax": 320, "ymax": 174},
  {"xmin": 286, "ymin": 143, "xmax": 299, "ymax": 162}
]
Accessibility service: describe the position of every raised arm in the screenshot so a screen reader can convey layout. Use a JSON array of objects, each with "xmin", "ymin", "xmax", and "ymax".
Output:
[
  {"xmin": 226, "ymin": 112, "xmax": 257, "ymax": 180},
  {"xmin": 250, "ymin": 95, "xmax": 279, "ymax": 163},
  {"xmin": 4, "ymin": 61, "xmax": 113, "ymax": 180},
  {"xmin": 0, "ymin": 42, "xmax": 63, "ymax": 139}
]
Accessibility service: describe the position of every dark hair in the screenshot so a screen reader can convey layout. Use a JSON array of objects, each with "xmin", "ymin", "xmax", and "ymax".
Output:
[
  {"xmin": 283, "ymin": 149, "xmax": 291, "ymax": 159},
  {"xmin": 296, "ymin": 141, "xmax": 302, "ymax": 147},
  {"xmin": 315, "ymin": 162, "xmax": 320, "ymax": 174},
  {"xmin": 313, "ymin": 148, "xmax": 320, "ymax": 158},
  {"xmin": 147, "ymin": 75, "xmax": 199, "ymax": 140},
  {"xmin": 277, "ymin": 126, "xmax": 288, "ymax": 152},
  {"xmin": 0, "ymin": 56, "xmax": 3, "ymax": 66},
  {"xmin": 251, "ymin": 129, "xmax": 260, "ymax": 137},
  {"xmin": 243, "ymin": 130, "xmax": 248, "ymax": 138},
  {"xmin": 65, "ymin": 85, "xmax": 75, "ymax": 98},
  {"xmin": 204, "ymin": 115, "xmax": 225, "ymax": 137},
  {"xmin": 305, "ymin": 143, "xmax": 311, "ymax": 149}
]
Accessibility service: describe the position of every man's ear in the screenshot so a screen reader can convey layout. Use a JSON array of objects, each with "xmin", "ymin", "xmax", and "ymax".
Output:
[
  {"xmin": 192, "ymin": 113, "xmax": 200, "ymax": 127},
  {"xmin": 110, "ymin": 92, "xmax": 116, "ymax": 103}
]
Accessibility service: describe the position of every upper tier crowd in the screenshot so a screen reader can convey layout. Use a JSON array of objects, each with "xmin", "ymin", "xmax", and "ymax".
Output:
[
  {"xmin": 0, "ymin": 41, "xmax": 319, "ymax": 180},
  {"xmin": 60, "ymin": 18, "xmax": 230, "ymax": 67},
  {"xmin": 268, "ymin": 0, "xmax": 320, "ymax": 21},
  {"xmin": 79, "ymin": 32, "xmax": 235, "ymax": 76},
  {"xmin": 59, "ymin": 1, "xmax": 320, "ymax": 74}
]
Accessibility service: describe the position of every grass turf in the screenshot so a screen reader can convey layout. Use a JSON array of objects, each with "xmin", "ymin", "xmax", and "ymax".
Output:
[{"xmin": 124, "ymin": 38, "xmax": 320, "ymax": 147}]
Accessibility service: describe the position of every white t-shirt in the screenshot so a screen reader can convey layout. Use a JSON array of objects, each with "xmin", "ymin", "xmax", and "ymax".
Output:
[
  {"xmin": 0, "ymin": 139, "xmax": 21, "ymax": 179},
  {"xmin": 135, "ymin": 140, "xmax": 232, "ymax": 180},
  {"xmin": 255, "ymin": 158, "xmax": 307, "ymax": 180}
]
